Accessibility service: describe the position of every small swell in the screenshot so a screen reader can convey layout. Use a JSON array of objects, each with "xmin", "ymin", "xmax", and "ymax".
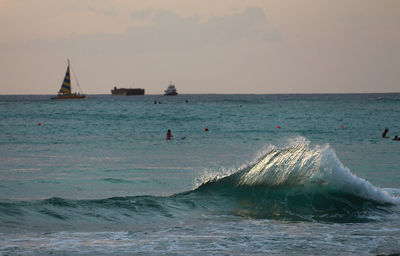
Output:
[{"xmin": 102, "ymin": 178, "xmax": 134, "ymax": 184}]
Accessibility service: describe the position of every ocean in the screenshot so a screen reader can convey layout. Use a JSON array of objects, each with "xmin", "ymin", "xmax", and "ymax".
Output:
[{"xmin": 0, "ymin": 93, "xmax": 399, "ymax": 255}]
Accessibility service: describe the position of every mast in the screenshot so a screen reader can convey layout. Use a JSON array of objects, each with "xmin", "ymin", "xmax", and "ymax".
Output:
[{"xmin": 69, "ymin": 59, "xmax": 83, "ymax": 94}]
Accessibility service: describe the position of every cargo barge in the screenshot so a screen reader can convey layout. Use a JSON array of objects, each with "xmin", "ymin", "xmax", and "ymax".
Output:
[{"xmin": 111, "ymin": 87, "xmax": 145, "ymax": 96}]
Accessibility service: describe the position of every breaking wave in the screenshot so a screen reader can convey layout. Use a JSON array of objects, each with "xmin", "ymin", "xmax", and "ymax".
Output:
[
  {"xmin": 1, "ymin": 140, "xmax": 399, "ymax": 231},
  {"xmin": 192, "ymin": 140, "xmax": 399, "ymax": 221}
]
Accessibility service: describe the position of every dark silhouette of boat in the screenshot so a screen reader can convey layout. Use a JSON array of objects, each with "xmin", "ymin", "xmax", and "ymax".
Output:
[
  {"xmin": 52, "ymin": 59, "xmax": 86, "ymax": 100},
  {"xmin": 111, "ymin": 87, "xmax": 145, "ymax": 96},
  {"xmin": 164, "ymin": 82, "xmax": 178, "ymax": 96}
]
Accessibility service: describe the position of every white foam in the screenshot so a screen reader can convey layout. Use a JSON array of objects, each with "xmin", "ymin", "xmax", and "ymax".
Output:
[
  {"xmin": 318, "ymin": 145, "xmax": 399, "ymax": 204},
  {"xmin": 194, "ymin": 137, "xmax": 399, "ymax": 205},
  {"xmin": 239, "ymin": 138, "xmax": 400, "ymax": 204}
]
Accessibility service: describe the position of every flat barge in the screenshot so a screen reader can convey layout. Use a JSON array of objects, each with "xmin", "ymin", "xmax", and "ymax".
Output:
[{"xmin": 111, "ymin": 87, "xmax": 145, "ymax": 96}]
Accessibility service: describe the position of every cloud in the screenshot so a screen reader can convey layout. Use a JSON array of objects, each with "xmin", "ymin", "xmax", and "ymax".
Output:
[
  {"xmin": 104, "ymin": 8, "xmax": 118, "ymax": 17},
  {"xmin": 131, "ymin": 8, "xmax": 153, "ymax": 20},
  {"xmin": 1, "ymin": 7, "xmax": 279, "ymax": 55},
  {"xmin": 65, "ymin": 7, "xmax": 279, "ymax": 55}
]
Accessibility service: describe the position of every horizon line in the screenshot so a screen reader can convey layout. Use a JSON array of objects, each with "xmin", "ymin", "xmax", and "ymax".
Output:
[{"xmin": 0, "ymin": 92, "xmax": 399, "ymax": 96}]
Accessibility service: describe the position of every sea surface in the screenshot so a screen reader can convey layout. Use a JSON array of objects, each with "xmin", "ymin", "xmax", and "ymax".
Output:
[{"xmin": 0, "ymin": 94, "xmax": 399, "ymax": 255}]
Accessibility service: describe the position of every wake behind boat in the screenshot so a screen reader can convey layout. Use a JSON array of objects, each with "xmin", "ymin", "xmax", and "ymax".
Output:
[{"xmin": 52, "ymin": 59, "xmax": 85, "ymax": 100}]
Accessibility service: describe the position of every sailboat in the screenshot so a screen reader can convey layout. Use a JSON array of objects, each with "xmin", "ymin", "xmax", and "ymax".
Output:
[{"xmin": 52, "ymin": 59, "xmax": 86, "ymax": 99}]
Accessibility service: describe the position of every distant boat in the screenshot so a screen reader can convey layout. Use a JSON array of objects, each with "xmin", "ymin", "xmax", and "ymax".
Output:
[
  {"xmin": 164, "ymin": 82, "xmax": 178, "ymax": 96},
  {"xmin": 111, "ymin": 87, "xmax": 145, "ymax": 96},
  {"xmin": 52, "ymin": 59, "xmax": 85, "ymax": 100}
]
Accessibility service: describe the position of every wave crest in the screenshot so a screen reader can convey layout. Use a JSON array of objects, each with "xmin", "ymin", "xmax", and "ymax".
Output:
[
  {"xmin": 194, "ymin": 140, "xmax": 399, "ymax": 220},
  {"xmin": 238, "ymin": 143, "xmax": 324, "ymax": 187},
  {"xmin": 202, "ymin": 141, "xmax": 396, "ymax": 204}
]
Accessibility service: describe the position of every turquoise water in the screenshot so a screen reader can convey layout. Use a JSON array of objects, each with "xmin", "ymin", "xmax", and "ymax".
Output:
[{"xmin": 0, "ymin": 94, "xmax": 399, "ymax": 255}]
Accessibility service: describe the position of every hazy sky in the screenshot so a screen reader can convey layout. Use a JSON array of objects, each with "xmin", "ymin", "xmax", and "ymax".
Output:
[{"xmin": 1, "ymin": 0, "xmax": 399, "ymax": 94}]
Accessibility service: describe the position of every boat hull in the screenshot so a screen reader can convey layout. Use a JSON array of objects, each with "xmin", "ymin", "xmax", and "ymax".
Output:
[
  {"xmin": 111, "ymin": 88, "xmax": 145, "ymax": 96},
  {"xmin": 164, "ymin": 92, "xmax": 178, "ymax": 96},
  {"xmin": 52, "ymin": 95, "xmax": 86, "ymax": 100}
]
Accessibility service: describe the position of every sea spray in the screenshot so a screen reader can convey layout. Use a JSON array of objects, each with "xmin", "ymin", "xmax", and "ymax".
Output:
[
  {"xmin": 238, "ymin": 143, "xmax": 324, "ymax": 187},
  {"xmin": 222, "ymin": 140, "xmax": 397, "ymax": 205},
  {"xmin": 194, "ymin": 143, "xmax": 276, "ymax": 188},
  {"xmin": 192, "ymin": 140, "xmax": 399, "ymax": 221}
]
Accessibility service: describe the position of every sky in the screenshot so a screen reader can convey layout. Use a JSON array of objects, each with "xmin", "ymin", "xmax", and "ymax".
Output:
[{"xmin": 0, "ymin": 0, "xmax": 399, "ymax": 94}]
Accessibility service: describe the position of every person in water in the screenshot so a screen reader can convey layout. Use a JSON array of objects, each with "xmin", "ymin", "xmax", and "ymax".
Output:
[
  {"xmin": 382, "ymin": 128, "xmax": 389, "ymax": 138},
  {"xmin": 393, "ymin": 136, "xmax": 400, "ymax": 141},
  {"xmin": 166, "ymin": 129, "xmax": 173, "ymax": 140}
]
